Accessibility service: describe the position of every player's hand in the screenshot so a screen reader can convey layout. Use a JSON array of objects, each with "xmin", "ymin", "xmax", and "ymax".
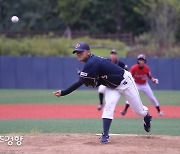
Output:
[
  {"xmin": 53, "ymin": 90, "xmax": 62, "ymax": 97},
  {"xmin": 152, "ymin": 78, "xmax": 159, "ymax": 84}
]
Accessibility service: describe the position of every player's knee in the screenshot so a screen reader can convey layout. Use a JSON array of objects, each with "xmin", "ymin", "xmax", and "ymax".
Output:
[
  {"xmin": 102, "ymin": 103, "xmax": 116, "ymax": 119},
  {"xmin": 98, "ymin": 88, "xmax": 105, "ymax": 94},
  {"xmin": 134, "ymin": 106, "xmax": 148, "ymax": 117},
  {"xmin": 133, "ymin": 110, "xmax": 146, "ymax": 117},
  {"xmin": 102, "ymin": 110, "xmax": 114, "ymax": 119},
  {"xmin": 98, "ymin": 85, "xmax": 106, "ymax": 93},
  {"xmin": 98, "ymin": 89, "xmax": 105, "ymax": 94}
]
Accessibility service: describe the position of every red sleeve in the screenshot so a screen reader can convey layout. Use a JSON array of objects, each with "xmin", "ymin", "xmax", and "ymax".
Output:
[
  {"xmin": 146, "ymin": 65, "xmax": 152, "ymax": 79},
  {"xmin": 130, "ymin": 65, "xmax": 136, "ymax": 77}
]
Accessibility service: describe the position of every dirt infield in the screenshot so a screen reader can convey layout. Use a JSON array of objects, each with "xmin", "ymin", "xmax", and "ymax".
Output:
[
  {"xmin": 0, "ymin": 133, "xmax": 180, "ymax": 154},
  {"xmin": 0, "ymin": 105, "xmax": 180, "ymax": 119},
  {"xmin": 0, "ymin": 105, "xmax": 180, "ymax": 153}
]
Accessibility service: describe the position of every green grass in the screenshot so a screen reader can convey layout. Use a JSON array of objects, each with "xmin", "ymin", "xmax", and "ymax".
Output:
[
  {"xmin": 92, "ymin": 48, "xmax": 127, "ymax": 58},
  {"xmin": 0, "ymin": 89, "xmax": 180, "ymax": 105},
  {"xmin": 0, "ymin": 119, "xmax": 179, "ymax": 136},
  {"xmin": 70, "ymin": 48, "xmax": 127, "ymax": 58},
  {"xmin": 0, "ymin": 89, "xmax": 180, "ymax": 136},
  {"xmin": 68, "ymin": 37, "xmax": 128, "ymax": 57}
]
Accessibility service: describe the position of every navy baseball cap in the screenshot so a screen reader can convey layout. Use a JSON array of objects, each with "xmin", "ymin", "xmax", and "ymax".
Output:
[
  {"xmin": 73, "ymin": 42, "xmax": 90, "ymax": 54},
  {"xmin": 110, "ymin": 49, "xmax": 117, "ymax": 54}
]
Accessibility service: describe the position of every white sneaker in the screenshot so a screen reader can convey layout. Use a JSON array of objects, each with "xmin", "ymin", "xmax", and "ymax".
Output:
[{"xmin": 158, "ymin": 111, "xmax": 164, "ymax": 116}]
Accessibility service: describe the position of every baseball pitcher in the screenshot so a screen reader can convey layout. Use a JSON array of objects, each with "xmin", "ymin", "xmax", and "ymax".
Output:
[{"xmin": 53, "ymin": 42, "xmax": 152, "ymax": 144}]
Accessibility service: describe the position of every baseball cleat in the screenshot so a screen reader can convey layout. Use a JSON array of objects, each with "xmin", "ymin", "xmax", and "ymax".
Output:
[
  {"xmin": 100, "ymin": 134, "xmax": 110, "ymax": 144},
  {"xmin": 120, "ymin": 110, "xmax": 127, "ymax": 116},
  {"xmin": 97, "ymin": 104, "xmax": 103, "ymax": 111},
  {"xmin": 158, "ymin": 111, "xmax": 164, "ymax": 116},
  {"xmin": 143, "ymin": 114, "xmax": 152, "ymax": 132}
]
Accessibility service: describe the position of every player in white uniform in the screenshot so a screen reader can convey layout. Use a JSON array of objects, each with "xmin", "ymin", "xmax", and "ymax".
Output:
[
  {"xmin": 121, "ymin": 54, "xmax": 163, "ymax": 116},
  {"xmin": 53, "ymin": 42, "xmax": 152, "ymax": 144},
  {"xmin": 97, "ymin": 49, "xmax": 128, "ymax": 110}
]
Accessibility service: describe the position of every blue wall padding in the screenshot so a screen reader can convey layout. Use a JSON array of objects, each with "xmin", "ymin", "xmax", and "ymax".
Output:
[{"xmin": 0, "ymin": 56, "xmax": 179, "ymax": 90}]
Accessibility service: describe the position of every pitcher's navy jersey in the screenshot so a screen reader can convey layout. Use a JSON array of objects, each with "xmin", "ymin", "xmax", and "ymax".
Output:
[
  {"xmin": 117, "ymin": 60, "xmax": 125, "ymax": 68},
  {"xmin": 80, "ymin": 55, "xmax": 124, "ymax": 88},
  {"xmin": 61, "ymin": 54, "xmax": 125, "ymax": 96}
]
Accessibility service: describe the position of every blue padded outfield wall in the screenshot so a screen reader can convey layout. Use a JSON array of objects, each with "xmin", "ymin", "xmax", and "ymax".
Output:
[{"xmin": 0, "ymin": 56, "xmax": 180, "ymax": 90}]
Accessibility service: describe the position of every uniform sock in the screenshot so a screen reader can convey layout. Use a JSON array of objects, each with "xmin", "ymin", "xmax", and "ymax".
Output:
[
  {"xmin": 99, "ymin": 93, "xmax": 104, "ymax": 105},
  {"xmin": 103, "ymin": 118, "xmax": 112, "ymax": 136},
  {"xmin": 156, "ymin": 106, "xmax": 160, "ymax": 113},
  {"xmin": 124, "ymin": 104, "xmax": 130, "ymax": 111}
]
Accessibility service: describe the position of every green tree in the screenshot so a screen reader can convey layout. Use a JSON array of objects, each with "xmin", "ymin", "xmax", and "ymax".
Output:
[
  {"xmin": 1, "ymin": 0, "xmax": 170, "ymax": 40},
  {"xmin": 57, "ymin": 0, "xmax": 90, "ymax": 39},
  {"xmin": 0, "ymin": 0, "xmax": 64, "ymax": 32},
  {"xmin": 134, "ymin": 0, "xmax": 180, "ymax": 56},
  {"xmin": 56, "ymin": 0, "xmax": 148, "ymax": 36},
  {"xmin": 73, "ymin": 0, "xmax": 148, "ymax": 35}
]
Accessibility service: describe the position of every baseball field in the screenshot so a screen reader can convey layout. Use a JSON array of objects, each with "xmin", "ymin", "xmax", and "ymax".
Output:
[{"xmin": 0, "ymin": 89, "xmax": 180, "ymax": 153}]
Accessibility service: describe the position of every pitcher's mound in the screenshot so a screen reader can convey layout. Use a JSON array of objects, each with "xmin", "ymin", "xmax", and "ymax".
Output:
[{"xmin": 0, "ymin": 133, "xmax": 180, "ymax": 154}]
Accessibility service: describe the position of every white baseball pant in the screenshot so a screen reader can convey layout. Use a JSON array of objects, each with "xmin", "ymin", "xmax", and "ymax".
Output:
[
  {"xmin": 102, "ymin": 71, "xmax": 148, "ymax": 119},
  {"xmin": 135, "ymin": 82, "xmax": 159, "ymax": 107},
  {"xmin": 125, "ymin": 82, "xmax": 160, "ymax": 107},
  {"xmin": 98, "ymin": 85, "xmax": 106, "ymax": 94}
]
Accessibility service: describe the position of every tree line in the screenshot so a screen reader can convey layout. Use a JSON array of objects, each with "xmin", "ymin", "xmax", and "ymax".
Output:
[
  {"xmin": 0, "ymin": 0, "xmax": 180, "ymax": 57},
  {"xmin": 0, "ymin": 0, "xmax": 179, "ymax": 39}
]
